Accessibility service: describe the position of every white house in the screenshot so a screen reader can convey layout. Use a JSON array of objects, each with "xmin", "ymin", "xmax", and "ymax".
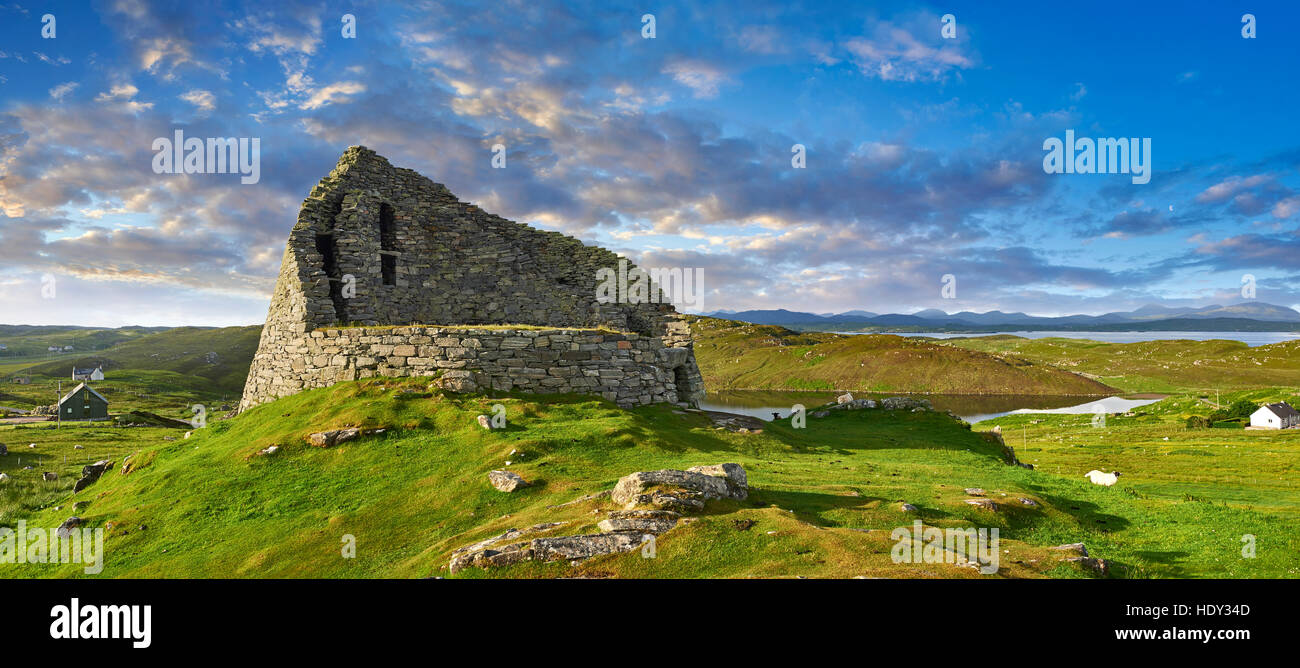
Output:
[
  {"xmin": 72, "ymin": 366, "xmax": 105, "ymax": 382},
  {"xmin": 1250, "ymin": 402, "xmax": 1300, "ymax": 430}
]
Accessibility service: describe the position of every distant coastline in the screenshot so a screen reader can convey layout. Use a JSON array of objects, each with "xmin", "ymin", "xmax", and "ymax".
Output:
[{"xmin": 836, "ymin": 330, "xmax": 1300, "ymax": 347}]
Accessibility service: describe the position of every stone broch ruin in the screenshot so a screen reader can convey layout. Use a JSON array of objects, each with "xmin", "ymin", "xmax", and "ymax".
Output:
[{"xmin": 239, "ymin": 146, "xmax": 705, "ymax": 411}]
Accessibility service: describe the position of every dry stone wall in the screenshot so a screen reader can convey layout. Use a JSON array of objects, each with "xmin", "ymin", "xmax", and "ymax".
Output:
[
  {"xmin": 240, "ymin": 147, "xmax": 705, "ymax": 410},
  {"xmin": 257, "ymin": 326, "xmax": 701, "ymax": 407}
]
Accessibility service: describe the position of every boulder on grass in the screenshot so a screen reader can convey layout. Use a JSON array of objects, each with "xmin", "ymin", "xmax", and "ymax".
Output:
[
  {"xmin": 1050, "ymin": 542, "xmax": 1089, "ymax": 557},
  {"xmin": 488, "ymin": 470, "xmax": 529, "ymax": 492},
  {"xmin": 597, "ymin": 510, "xmax": 680, "ymax": 535},
  {"xmin": 56, "ymin": 517, "xmax": 81, "ymax": 538},
  {"xmin": 307, "ymin": 428, "xmax": 361, "ymax": 447},
  {"xmin": 611, "ymin": 463, "xmax": 748, "ymax": 507},
  {"xmin": 1067, "ymin": 556, "xmax": 1110, "ymax": 576},
  {"xmin": 687, "ymin": 463, "xmax": 748, "ymax": 489}
]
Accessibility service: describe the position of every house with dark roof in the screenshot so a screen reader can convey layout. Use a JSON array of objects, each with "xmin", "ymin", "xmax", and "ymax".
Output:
[
  {"xmin": 57, "ymin": 383, "xmax": 109, "ymax": 421},
  {"xmin": 1250, "ymin": 402, "xmax": 1299, "ymax": 429},
  {"xmin": 72, "ymin": 366, "xmax": 104, "ymax": 381}
]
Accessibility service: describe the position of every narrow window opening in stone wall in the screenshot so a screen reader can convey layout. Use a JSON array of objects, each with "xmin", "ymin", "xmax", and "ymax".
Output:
[
  {"xmin": 316, "ymin": 233, "xmax": 348, "ymax": 322},
  {"xmin": 379, "ymin": 203, "xmax": 397, "ymax": 287},
  {"xmin": 673, "ymin": 365, "xmax": 692, "ymax": 403},
  {"xmin": 379, "ymin": 203, "xmax": 397, "ymax": 251}
]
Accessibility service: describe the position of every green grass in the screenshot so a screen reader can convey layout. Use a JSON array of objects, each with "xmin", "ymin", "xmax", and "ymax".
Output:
[
  {"xmin": 0, "ymin": 326, "xmax": 260, "ymax": 417},
  {"xmin": 2, "ymin": 378, "xmax": 1295, "ymax": 579},
  {"xmin": 979, "ymin": 388, "xmax": 1300, "ymax": 520},
  {"xmin": 0, "ymin": 422, "xmax": 182, "ymax": 523},
  {"xmin": 0, "ymin": 325, "xmax": 168, "ymax": 359},
  {"xmin": 0, "ymin": 370, "xmax": 238, "ymax": 419},
  {"xmin": 17, "ymin": 326, "xmax": 260, "ymax": 394},
  {"xmin": 941, "ymin": 335, "xmax": 1300, "ymax": 393},
  {"xmin": 690, "ymin": 316, "xmax": 1117, "ymax": 395}
]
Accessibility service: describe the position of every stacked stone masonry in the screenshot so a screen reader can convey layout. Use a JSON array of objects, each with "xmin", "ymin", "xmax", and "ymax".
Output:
[{"xmin": 240, "ymin": 147, "xmax": 705, "ymax": 410}]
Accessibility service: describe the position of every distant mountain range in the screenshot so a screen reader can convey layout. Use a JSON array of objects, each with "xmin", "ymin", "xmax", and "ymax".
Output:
[{"xmin": 701, "ymin": 302, "xmax": 1300, "ymax": 332}]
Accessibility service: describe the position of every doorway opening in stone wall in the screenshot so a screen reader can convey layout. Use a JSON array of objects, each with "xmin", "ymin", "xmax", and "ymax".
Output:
[
  {"xmin": 673, "ymin": 365, "xmax": 692, "ymax": 403},
  {"xmin": 315, "ymin": 232, "xmax": 348, "ymax": 322}
]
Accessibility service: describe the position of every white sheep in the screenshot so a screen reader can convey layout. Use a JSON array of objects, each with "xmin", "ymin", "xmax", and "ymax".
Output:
[
  {"xmin": 1084, "ymin": 470, "xmax": 1121, "ymax": 486},
  {"xmin": 992, "ymin": 425, "xmax": 1002, "ymax": 435}
]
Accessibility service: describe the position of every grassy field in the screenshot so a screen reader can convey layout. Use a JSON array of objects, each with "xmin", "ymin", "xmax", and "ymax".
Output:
[
  {"xmin": 0, "ymin": 326, "xmax": 261, "ymax": 418},
  {"xmin": 17, "ymin": 326, "xmax": 261, "ymax": 393},
  {"xmin": 982, "ymin": 389, "xmax": 1300, "ymax": 518},
  {"xmin": 0, "ymin": 324, "xmax": 167, "ymax": 359},
  {"xmin": 689, "ymin": 316, "xmax": 1116, "ymax": 395},
  {"xmin": 2, "ymin": 378, "xmax": 1295, "ymax": 579},
  {"xmin": 941, "ymin": 335, "xmax": 1300, "ymax": 393},
  {"xmin": 2, "ymin": 320, "xmax": 1296, "ymax": 579}
]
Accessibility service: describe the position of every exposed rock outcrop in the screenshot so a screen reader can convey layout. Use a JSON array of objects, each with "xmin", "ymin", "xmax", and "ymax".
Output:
[
  {"xmin": 450, "ymin": 463, "xmax": 748, "ymax": 574},
  {"xmin": 56, "ymin": 517, "xmax": 81, "ymax": 538},
  {"xmin": 611, "ymin": 463, "xmax": 748, "ymax": 507},
  {"xmin": 73, "ymin": 460, "xmax": 113, "ymax": 493},
  {"xmin": 488, "ymin": 470, "xmax": 529, "ymax": 492},
  {"xmin": 308, "ymin": 428, "xmax": 361, "ymax": 447},
  {"xmin": 597, "ymin": 510, "xmax": 680, "ymax": 534},
  {"xmin": 881, "ymin": 396, "xmax": 932, "ymax": 411}
]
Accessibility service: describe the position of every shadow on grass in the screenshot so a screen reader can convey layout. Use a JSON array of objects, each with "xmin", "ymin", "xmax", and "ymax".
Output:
[
  {"xmin": 744, "ymin": 489, "xmax": 880, "ymax": 528},
  {"xmin": 1030, "ymin": 490, "xmax": 1133, "ymax": 533}
]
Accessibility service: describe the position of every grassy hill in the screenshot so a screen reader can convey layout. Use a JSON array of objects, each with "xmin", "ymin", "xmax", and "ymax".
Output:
[
  {"xmin": 0, "ymin": 326, "xmax": 262, "ymax": 418},
  {"xmin": 0, "ymin": 325, "xmax": 168, "ymax": 359},
  {"xmin": 3, "ymin": 377, "xmax": 1295, "ymax": 579},
  {"xmin": 19, "ymin": 326, "xmax": 261, "ymax": 392},
  {"xmin": 940, "ymin": 335, "xmax": 1300, "ymax": 393},
  {"xmin": 689, "ymin": 316, "xmax": 1116, "ymax": 395}
]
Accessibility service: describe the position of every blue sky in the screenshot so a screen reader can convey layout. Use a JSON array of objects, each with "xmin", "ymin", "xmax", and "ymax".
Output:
[{"xmin": 2, "ymin": 0, "xmax": 1299, "ymax": 326}]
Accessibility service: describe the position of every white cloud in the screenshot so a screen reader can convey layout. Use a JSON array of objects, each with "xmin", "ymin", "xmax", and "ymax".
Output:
[
  {"xmin": 662, "ymin": 60, "xmax": 730, "ymax": 98},
  {"xmin": 1273, "ymin": 196, "xmax": 1300, "ymax": 219},
  {"xmin": 35, "ymin": 52, "xmax": 71, "ymax": 66},
  {"xmin": 95, "ymin": 84, "xmax": 140, "ymax": 102},
  {"xmin": 180, "ymin": 89, "xmax": 216, "ymax": 112},
  {"xmin": 48, "ymin": 81, "xmax": 79, "ymax": 101},
  {"xmin": 1196, "ymin": 174, "xmax": 1271, "ymax": 203},
  {"xmin": 299, "ymin": 81, "xmax": 365, "ymax": 110},
  {"xmin": 93, "ymin": 83, "xmax": 153, "ymax": 113},
  {"xmin": 843, "ymin": 20, "xmax": 974, "ymax": 82},
  {"xmin": 238, "ymin": 14, "xmax": 323, "ymax": 56}
]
